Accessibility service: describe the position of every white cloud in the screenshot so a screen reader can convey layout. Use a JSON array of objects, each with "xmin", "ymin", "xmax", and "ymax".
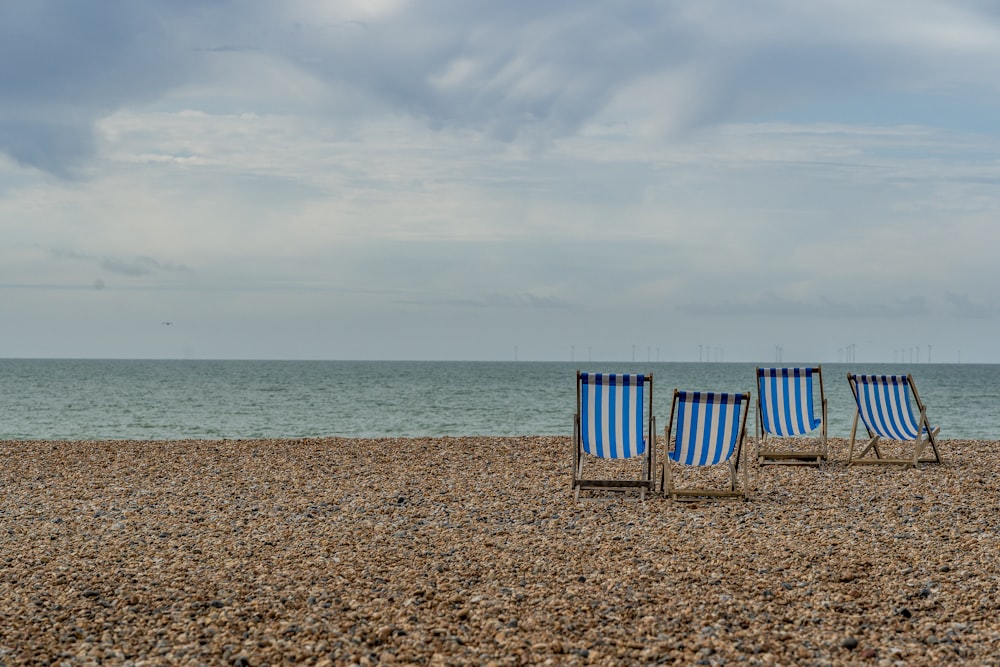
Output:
[{"xmin": 2, "ymin": 1, "xmax": 1000, "ymax": 360}]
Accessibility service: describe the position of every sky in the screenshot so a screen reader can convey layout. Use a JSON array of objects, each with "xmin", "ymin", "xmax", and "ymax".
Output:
[{"xmin": 2, "ymin": 0, "xmax": 1000, "ymax": 363}]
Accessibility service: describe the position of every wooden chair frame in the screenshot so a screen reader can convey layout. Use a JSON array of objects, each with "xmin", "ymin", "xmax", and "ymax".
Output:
[
  {"xmin": 756, "ymin": 366, "xmax": 828, "ymax": 466},
  {"xmin": 661, "ymin": 390, "xmax": 750, "ymax": 501},
  {"xmin": 572, "ymin": 372, "xmax": 655, "ymax": 501},
  {"xmin": 847, "ymin": 373, "xmax": 942, "ymax": 467}
]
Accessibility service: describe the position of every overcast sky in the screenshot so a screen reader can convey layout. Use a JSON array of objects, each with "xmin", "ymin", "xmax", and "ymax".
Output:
[{"xmin": 2, "ymin": 0, "xmax": 999, "ymax": 362}]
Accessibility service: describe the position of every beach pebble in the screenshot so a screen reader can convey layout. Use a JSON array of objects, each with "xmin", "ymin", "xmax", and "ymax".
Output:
[{"xmin": 0, "ymin": 436, "xmax": 993, "ymax": 664}]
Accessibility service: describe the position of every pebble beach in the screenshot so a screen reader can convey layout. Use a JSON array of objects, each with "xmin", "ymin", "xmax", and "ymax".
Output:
[{"xmin": 2, "ymin": 436, "xmax": 999, "ymax": 666}]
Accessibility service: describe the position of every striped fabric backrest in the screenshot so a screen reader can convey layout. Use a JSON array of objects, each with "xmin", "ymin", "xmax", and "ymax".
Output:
[
  {"xmin": 758, "ymin": 368, "xmax": 821, "ymax": 437},
  {"xmin": 670, "ymin": 391, "xmax": 746, "ymax": 466},
  {"xmin": 851, "ymin": 374, "xmax": 920, "ymax": 440},
  {"xmin": 579, "ymin": 373, "xmax": 647, "ymax": 459}
]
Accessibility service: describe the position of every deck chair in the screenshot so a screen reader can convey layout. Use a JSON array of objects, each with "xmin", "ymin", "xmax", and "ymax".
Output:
[
  {"xmin": 756, "ymin": 367, "xmax": 828, "ymax": 465},
  {"xmin": 572, "ymin": 372, "xmax": 655, "ymax": 500},
  {"xmin": 847, "ymin": 373, "xmax": 942, "ymax": 467},
  {"xmin": 662, "ymin": 390, "xmax": 750, "ymax": 500}
]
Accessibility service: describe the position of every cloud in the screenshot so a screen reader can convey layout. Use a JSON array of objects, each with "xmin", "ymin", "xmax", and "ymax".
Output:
[
  {"xmin": 6, "ymin": 1, "xmax": 1000, "ymax": 177},
  {"xmin": 99, "ymin": 256, "xmax": 187, "ymax": 277},
  {"xmin": 0, "ymin": 0, "xmax": 212, "ymax": 174},
  {"xmin": 50, "ymin": 247, "xmax": 187, "ymax": 277},
  {"xmin": 3, "ymin": 1, "xmax": 1000, "ymax": 361},
  {"xmin": 677, "ymin": 293, "xmax": 930, "ymax": 319},
  {"xmin": 945, "ymin": 292, "xmax": 996, "ymax": 319},
  {"xmin": 397, "ymin": 292, "xmax": 575, "ymax": 309}
]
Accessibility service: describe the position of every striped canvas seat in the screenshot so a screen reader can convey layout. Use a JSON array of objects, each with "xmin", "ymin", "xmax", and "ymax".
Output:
[
  {"xmin": 662, "ymin": 390, "xmax": 750, "ymax": 500},
  {"xmin": 572, "ymin": 372, "xmax": 654, "ymax": 500},
  {"xmin": 580, "ymin": 373, "xmax": 647, "ymax": 459},
  {"xmin": 756, "ymin": 367, "xmax": 828, "ymax": 465},
  {"xmin": 847, "ymin": 373, "xmax": 941, "ymax": 466}
]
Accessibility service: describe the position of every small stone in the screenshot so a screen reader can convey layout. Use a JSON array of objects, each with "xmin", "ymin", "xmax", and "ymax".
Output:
[{"xmin": 6, "ymin": 436, "xmax": 1000, "ymax": 664}]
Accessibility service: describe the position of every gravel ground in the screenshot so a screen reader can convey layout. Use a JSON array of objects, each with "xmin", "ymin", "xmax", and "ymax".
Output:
[{"xmin": 1, "ymin": 436, "xmax": 998, "ymax": 666}]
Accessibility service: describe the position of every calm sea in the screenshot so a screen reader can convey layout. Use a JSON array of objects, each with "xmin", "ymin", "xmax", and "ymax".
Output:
[{"xmin": 0, "ymin": 359, "xmax": 996, "ymax": 441}]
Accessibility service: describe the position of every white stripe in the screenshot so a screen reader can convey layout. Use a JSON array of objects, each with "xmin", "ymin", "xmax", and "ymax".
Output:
[
  {"xmin": 796, "ymin": 372, "xmax": 810, "ymax": 433},
  {"xmin": 612, "ymin": 385, "xmax": 624, "ymax": 458}
]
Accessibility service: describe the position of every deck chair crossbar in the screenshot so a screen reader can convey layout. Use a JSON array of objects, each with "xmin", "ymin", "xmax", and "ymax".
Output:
[
  {"xmin": 662, "ymin": 390, "xmax": 750, "ymax": 501},
  {"xmin": 572, "ymin": 372, "xmax": 655, "ymax": 500},
  {"xmin": 847, "ymin": 373, "xmax": 942, "ymax": 467},
  {"xmin": 756, "ymin": 366, "xmax": 828, "ymax": 465}
]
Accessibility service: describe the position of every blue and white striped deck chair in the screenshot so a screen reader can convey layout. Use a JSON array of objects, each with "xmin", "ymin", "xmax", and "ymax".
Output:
[
  {"xmin": 847, "ymin": 373, "xmax": 941, "ymax": 467},
  {"xmin": 572, "ymin": 372, "xmax": 655, "ymax": 500},
  {"xmin": 756, "ymin": 367, "xmax": 828, "ymax": 465},
  {"xmin": 662, "ymin": 390, "xmax": 750, "ymax": 500}
]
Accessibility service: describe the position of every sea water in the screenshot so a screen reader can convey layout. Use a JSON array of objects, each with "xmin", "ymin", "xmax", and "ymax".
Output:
[{"xmin": 0, "ymin": 359, "xmax": 996, "ymax": 440}]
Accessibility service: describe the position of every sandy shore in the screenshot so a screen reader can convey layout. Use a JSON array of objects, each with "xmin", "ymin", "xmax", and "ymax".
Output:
[{"xmin": 1, "ymin": 436, "xmax": 998, "ymax": 666}]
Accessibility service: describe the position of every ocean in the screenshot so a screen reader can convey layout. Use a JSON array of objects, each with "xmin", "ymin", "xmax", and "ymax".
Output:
[{"xmin": 0, "ymin": 359, "xmax": 996, "ymax": 440}]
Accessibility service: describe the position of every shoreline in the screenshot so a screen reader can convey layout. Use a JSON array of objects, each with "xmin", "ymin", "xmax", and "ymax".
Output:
[{"xmin": 2, "ymin": 436, "xmax": 997, "ymax": 665}]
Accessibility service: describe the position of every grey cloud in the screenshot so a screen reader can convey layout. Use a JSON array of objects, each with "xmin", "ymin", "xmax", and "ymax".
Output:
[
  {"xmin": 50, "ymin": 247, "xmax": 186, "ymax": 276},
  {"xmin": 100, "ymin": 256, "xmax": 187, "ymax": 277},
  {"xmin": 0, "ymin": 119, "xmax": 96, "ymax": 178},
  {"xmin": 945, "ymin": 292, "xmax": 995, "ymax": 319},
  {"xmin": 677, "ymin": 293, "xmax": 929, "ymax": 318},
  {"xmin": 50, "ymin": 246, "xmax": 94, "ymax": 261},
  {"xmin": 398, "ymin": 292, "xmax": 574, "ymax": 309},
  {"xmin": 0, "ymin": 0, "xmax": 218, "ymax": 174},
  {"xmin": 5, "ymin": 1, "xmax": 1000, "ymax": 176}
]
